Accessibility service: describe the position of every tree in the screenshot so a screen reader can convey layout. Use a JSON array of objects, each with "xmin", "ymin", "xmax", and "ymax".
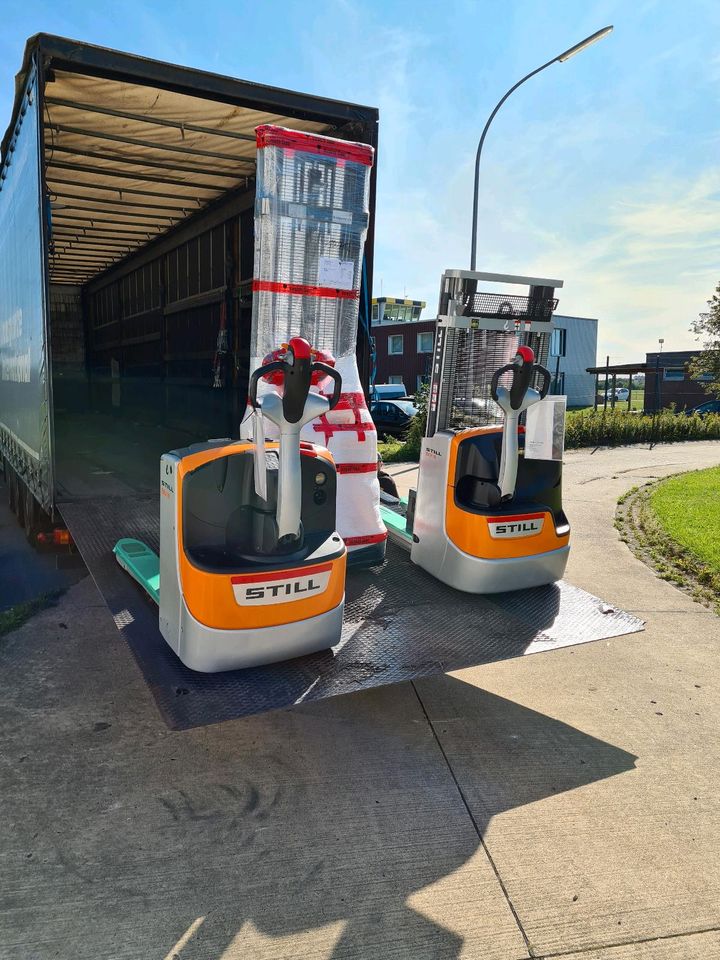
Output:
[{"xmin": 688, "ymin": 281, "xmax": 720, "ymax": 396}]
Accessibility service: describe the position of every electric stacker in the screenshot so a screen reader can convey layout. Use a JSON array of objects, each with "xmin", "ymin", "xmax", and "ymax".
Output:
[
  {"xmin": 381, "ymin": 270, "xmax": 570, "ymax": 593},
  {"xmin": 114, "ymin": 337, "xmax": 347, "ymax": 672}
]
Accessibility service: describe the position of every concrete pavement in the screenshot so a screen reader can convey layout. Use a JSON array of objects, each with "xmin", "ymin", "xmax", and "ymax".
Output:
[{"xmin": 2, "ymin": 441, "xmax": 720, "ymax": 959}]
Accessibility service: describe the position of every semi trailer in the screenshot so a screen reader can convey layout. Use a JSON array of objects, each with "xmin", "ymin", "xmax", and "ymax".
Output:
[{"xmin": 0, "ymin": 34, "xmax": 378, "ymax": 543}]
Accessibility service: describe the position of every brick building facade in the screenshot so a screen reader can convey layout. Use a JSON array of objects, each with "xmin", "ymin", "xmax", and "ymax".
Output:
[
  {"xmin": 373, "ymin": 318, "xmax": 435, "ymax": 394},
  {"xmin": 644, "ymin": 350, "xmax": 717, "ymax": 411},
  {"xmin": 371, "ymin": 297, "xmax": 433, "ymax": 395}
]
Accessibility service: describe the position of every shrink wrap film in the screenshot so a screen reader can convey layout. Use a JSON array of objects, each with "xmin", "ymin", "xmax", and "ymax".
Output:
[{"xmin": 242, "ymin": 126, "xmax": 385, "ymax": 560}]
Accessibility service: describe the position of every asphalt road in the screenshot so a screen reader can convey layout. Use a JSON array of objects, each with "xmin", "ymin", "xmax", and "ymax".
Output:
[{"xmin": 2, "ymin": 441, "xmax": 720, "ymax": 960}]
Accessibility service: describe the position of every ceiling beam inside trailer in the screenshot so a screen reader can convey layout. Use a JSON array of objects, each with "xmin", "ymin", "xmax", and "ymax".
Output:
[
  {"xmin": 48, "ymin": 144, "xmax": 244, "ymax": 180},
  {"xmin": 48, "ymin": 159, "xmax": 235, "ymax": 192},
  {"xmin": 45, "ymin": 96, "xmax": 257, "ymax": 142},
  {"xmin": 49, "ymin": 190, "xmax": 192, "ymax": 213},
  {"xmin": 46, "ymin": 175, "xmax": 213, "ymax": 204},
  {"xmin": 51, "ymin": 203, "xmax": 178, "ymax": 222},
  {"xmin": 52, "ymin": 212, "xmax": 174, "ymax": 229},
  {"xmin": 44, "ymin": 122, "xmax": 254, "ymax": 163}
]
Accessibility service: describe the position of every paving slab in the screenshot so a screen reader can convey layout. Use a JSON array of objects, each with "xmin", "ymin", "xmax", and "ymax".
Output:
[
  {"xmin": 0, "ymin": 576, "xmax": 528, "ymax": 960},
  {"xmin": 415, "ymin": 442, "xmax": 720, "ymax": 956},
  {"xmin": 552, "ymin": 928, "xmax": 720, "ymax": 959}
]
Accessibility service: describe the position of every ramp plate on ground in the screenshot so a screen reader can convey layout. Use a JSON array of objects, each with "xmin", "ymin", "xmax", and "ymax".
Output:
[{"xmin": 60, "ymin": 497, "xmax": 644, "ymax": 730}]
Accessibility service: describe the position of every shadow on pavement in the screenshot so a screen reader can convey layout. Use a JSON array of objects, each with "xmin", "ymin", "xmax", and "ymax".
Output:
[{"xmin": 0, "ymin": 592, "xmax": 637, "ymax": 960}]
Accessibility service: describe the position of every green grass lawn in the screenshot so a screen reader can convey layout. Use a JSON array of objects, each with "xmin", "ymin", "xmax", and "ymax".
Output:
[
  {"xmin": 0, "ymin": 592, "xmax": 61, "ymax": 639},
  {"xmin": 650, "ymin": 466, "xmax": 720, "ymax": 573}
]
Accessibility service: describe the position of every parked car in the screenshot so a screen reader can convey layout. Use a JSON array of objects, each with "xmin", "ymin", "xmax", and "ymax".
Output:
[
  {"xmin": 685, "ymin": 399, "xmax": 720, "ymax": 416},
  {"xmin": 372, "ymin": 383, "xmax": 408, "ymax": 401},
  {"xmin": 370, "ymin": 399, "xmax": 418, "ymax": 437},
  {"xmin": 614, "ymin": 388, "xmax": 630, "ymax": 401}
]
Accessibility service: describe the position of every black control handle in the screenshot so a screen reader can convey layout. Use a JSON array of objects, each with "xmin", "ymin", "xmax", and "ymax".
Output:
[
  {"xmin": 313, "ymin": 361, "xmax": 342, "ymax": 410},
  {"xmin": 250, "ymin": 360, "xmax": 284, "ymax": 407},
  {"xmin": 490, "ymin": 362, "xmax": 515, "ymax": 403},
  {"xmin": 490, "ymin": 360, "xmax": 552, "ymax": 410},
  {"xmin": 282, "ymin": 343, "xmax": 313, "ymax": 424},
  {"xmin": 534, "ymin": 364, "xmax": 551, "ymax": 400},
  {"xmin": 249, "ymin": 345, "xmax": 343, "ymax": 421}
]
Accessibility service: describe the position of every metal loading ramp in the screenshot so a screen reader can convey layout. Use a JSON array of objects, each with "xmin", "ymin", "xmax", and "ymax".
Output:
[{"xmin": 59, "ymin": 497, "xmax": 644, "ymax": 729}]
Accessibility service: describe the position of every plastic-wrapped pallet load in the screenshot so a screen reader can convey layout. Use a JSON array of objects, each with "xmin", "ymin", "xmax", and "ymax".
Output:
[{"xmin": 242, "ymin": 125, "xmax": 386, "ymax": 565}]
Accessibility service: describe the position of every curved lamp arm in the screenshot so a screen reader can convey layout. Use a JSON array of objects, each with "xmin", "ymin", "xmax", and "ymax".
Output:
[{"xmin": 470, "ymin": 26, "xmax": 613, "ymax": 270}]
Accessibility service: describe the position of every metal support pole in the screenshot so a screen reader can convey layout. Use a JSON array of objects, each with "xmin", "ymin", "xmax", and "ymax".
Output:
[
  {"xmin": 470, "ymin": 59, "xmax": 556, "ymax": 270},
  {"xmin": 603, "ymin": 355, "xmax": 609, "ymax": 412}
]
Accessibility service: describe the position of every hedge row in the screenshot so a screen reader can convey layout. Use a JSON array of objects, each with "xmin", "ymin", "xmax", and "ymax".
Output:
[
  {"xmin": 380, "ymin": 408, "xmax": 720, "ymax": 462},
  {"xmin": 565, "ymin": 409, "xmax": 720, "ymax": 448}
]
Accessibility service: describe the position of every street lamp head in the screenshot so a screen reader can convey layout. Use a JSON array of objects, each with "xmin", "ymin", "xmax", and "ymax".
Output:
[{"xmin": 557, "ymin": 26, "xmax": 613, "ymax": 63}]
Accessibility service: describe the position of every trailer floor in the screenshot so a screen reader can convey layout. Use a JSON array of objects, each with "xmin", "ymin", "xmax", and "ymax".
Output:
[{"xmin": 59, "ymin": 496, "xmax": 643, "ymax": 729}]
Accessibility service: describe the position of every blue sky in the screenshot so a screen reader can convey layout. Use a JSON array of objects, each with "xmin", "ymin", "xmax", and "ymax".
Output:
[{"xmin": 1, "ymin": 0, "xmax": 719, "ymax": 363}]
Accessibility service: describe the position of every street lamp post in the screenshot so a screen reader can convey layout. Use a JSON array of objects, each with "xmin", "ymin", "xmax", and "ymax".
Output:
[
  {"xmin": 470, "ymin": 25, "xmax": 613, "ymax": 270},
  {"xmin": 657, "ymin": 338, "xmax": 665, "ymax": 412}
]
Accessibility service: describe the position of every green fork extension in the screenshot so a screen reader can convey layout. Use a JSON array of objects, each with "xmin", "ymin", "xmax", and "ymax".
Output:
[
  {"xmin": 113, "ymin": 538, "xmax": 161, "ymax": 605},
  {"xmin": 380, "ymin": 500, "xmax": 412, "ymax": 547}
]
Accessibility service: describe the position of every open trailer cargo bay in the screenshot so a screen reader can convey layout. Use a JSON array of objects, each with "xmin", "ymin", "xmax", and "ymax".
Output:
[{"xmin": 0, "ymin": 35, "xmax": 643, "ymax": 727}]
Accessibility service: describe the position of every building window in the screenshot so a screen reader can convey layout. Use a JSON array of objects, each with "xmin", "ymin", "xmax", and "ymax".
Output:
[
  {"xmin": 417, "ymin": 374, "xmax": 430, "ymax": 392},
  {"xmin": 663, "ymin": 367, "xmax": 685, "ymax": 381},
  {"xmin": 388, "ymin": 334, "xmax": 404, "ymax": 355},
  {"xmin": 388, "ymin": 375, "xmax": 404, "ymax": 385},
  {"xmin": 371, "ymin": 304, "xmax": 379, "ymax": 321},
  {"xmin": 550, "ymin": 327, "xmax": 566, "ymax": 357},
  {"xmin": 417, "ymin": 331, "xmax": 434, "ymax": 353}
]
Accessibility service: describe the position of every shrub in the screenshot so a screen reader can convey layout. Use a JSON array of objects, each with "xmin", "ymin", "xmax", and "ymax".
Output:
[
  {"xmin": 565, "ymin": 408, "xmax": 720, "ymax": 448},
  {"xmin": 380, "ymin": 381, "xmax": 429, "ymax": 462},
  {"xmin": 381, "ymin": 402, "xmax": 720, "ymax": 462}
]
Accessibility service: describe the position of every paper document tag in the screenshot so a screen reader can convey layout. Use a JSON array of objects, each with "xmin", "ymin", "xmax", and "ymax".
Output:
[
  {"xmin": 318, "ymin": 256, "xmax": 354, "ymax": 290},
  {"xmin": 253, "ymin": 409, "xmax": 268, "ymax": 501},
  {"xmin": 525, "ymin": 396, "xmax": 566, "ymax": 461}
]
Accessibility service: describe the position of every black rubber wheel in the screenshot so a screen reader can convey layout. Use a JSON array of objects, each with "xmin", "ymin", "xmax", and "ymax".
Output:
[
  {"xmin": 7, "ymin": 465, "xmax": 17, "ymax": 515},
  {"xmin": 14, "ymin": 475, "xmax": 25, "ymax": 529},
  {"xmin": 24, "ymin": 486, "xmax": 37, "ymax": 542}
]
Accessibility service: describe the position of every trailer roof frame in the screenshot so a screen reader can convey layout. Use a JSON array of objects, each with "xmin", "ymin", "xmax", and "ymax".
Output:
[{"xmin": 1, "ymin": 33, "xmax": 378, "ymax": 387}]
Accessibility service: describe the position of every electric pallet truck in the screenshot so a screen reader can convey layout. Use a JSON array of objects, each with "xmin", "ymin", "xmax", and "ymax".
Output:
[
  {"xmin": 114, "ymin": 337, "xmax": 347, "ymax": 672},
  {"xmin": 381, "ymin": 269, "xmax": 570, "ymax": 593}
]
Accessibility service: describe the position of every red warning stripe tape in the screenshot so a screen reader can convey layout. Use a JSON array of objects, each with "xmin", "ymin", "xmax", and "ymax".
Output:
[
  {"xmin": 231, "ymin": 562, "xmax": 332, "ymax": 584},
  {"xmin": 256, "ymin": 125, "xmax": 375, "ymax": 166},
  {"xmin": 486, "ymin": 512, "xmax": 545, "ymax": 523},
  {"xmin": 335, "ymin": 462, "xmax": 377, "ymax": 474},
  {"xmin": 252, "ymin": 280, "xmax": 358, "ymax": 301},
  {"xmin": 344, "ymin": 532, "xmax": 388, "ymax": 546},
  {"xmin": 313, "ymin": 421, "xmax": 376, "ymax": 434}
]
